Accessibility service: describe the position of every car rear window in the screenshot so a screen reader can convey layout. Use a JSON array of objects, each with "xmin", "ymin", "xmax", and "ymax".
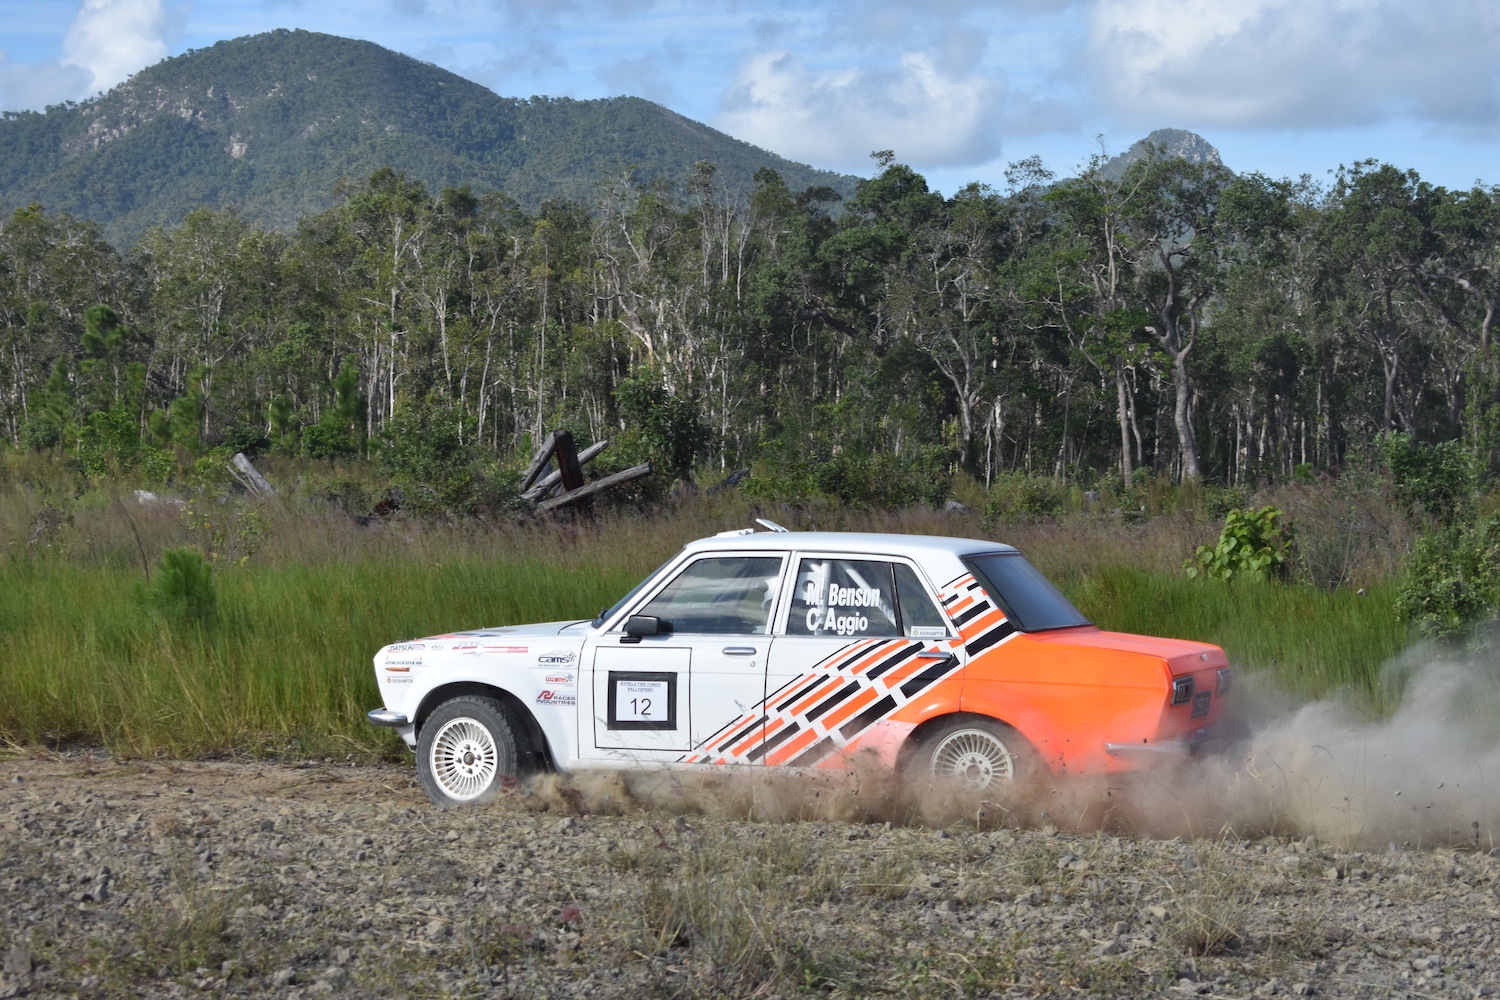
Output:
[{"xmin": 963, "ymin": 553, "xmax": 1091, "ymax": 632}]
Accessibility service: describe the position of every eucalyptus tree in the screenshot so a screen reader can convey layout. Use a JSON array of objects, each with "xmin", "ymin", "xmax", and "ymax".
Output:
[
  {"xmin": 0, "ymin": 204, "xmax": 127, "ymax": 445},
  {"xmin": 133, "ymin": 207, "xmax": 290, "ymax": 443},
  {"xmin": 1038, "ymin": 156, "xmax": 1154, "ymax": 481},
  {"xmin": 1318, "ymin": 162, "xmax": 1441, "ymax": 436},
  {"xmin": 1116, "ymin": 152, "xmax": 1239, "ymax": 481}
]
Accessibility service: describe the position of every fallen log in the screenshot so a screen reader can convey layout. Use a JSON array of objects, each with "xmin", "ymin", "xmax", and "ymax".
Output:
[
  {"xmin": 537, "ymin": 462, "xmax": 653, "ymax": 512},
  {"xmin": 227, "ymin": 453, "xmax": 277, "ymax": 497},
  {"xmin": 520, "ymin": 440, "xmax": 610, "ymax": 501}
]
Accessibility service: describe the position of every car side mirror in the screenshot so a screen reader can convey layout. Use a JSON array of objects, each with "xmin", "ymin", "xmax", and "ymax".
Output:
[{"xmin": 624, "ymin": 615, "xmax": 667, "ymax": 637}]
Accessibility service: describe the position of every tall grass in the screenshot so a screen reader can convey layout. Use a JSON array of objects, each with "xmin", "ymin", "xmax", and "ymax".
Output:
[
  {"xmin": 0, "ymin": 475, "xmax": 1417, "ymax": 757},
  {"xmin": 0, "ymin": 549, "xmax": 640, "ymax": 758}
]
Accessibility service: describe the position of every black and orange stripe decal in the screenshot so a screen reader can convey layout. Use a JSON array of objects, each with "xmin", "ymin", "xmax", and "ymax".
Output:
[
  {"xmin": 940, "ymin": 573, "xmax": 1015, "ymax": 656},
  {"xmin": 680, "ymin": 571, "xmax": 1016, "ymax": 767},
  {"xmin": 683, "ymin": 638, "xmax": 958, "ymax": 765}
]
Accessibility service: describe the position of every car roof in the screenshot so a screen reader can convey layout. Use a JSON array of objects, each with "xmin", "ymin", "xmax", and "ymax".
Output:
[{"xmin": 679, "ymin": 530, "xmax": 1018, "ymax": 561}]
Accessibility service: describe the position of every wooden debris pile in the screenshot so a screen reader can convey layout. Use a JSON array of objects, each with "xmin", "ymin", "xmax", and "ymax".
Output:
[{"xmin": 519, "ymin": 431, "xmax": 651, "ymax": 512}]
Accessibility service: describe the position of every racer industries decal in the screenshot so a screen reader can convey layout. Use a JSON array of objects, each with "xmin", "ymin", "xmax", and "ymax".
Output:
[{"xmin": 535, "ymin": 689, "xmax": 577, "ymax": 706}]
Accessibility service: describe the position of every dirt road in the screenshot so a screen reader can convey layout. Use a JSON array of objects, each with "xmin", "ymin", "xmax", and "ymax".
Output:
[{"xmin": 1, "ymin": 753, "xmax": 1497, "ymax": 998}]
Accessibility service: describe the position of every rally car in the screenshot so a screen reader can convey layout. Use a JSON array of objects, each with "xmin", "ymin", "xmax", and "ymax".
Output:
[{"xmin": 367, "ymin": 524, "xmax": 1231, "ymax": 807}]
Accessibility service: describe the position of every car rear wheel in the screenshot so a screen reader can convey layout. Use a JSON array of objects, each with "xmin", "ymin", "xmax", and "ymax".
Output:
[
  {"xmin": 920, "ymin": 717, "xmax": 1029, "ymax": 792},
  {"xmin": 417, "ymin": 696, "xmax": 526, "ymax": 807}
]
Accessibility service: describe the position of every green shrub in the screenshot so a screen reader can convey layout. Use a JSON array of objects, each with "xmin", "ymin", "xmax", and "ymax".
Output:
[
  {"xmin": 982, "ymin": 473, "xmax": 1065, "ymax": 528},
  {"xmin": 1184, "ymin": 506, "xmax": 1294, "ymax": 582},
  {"xmin": 740, "ymin": 448, "xmax": 951, "ymax": 509},
  {"xmin": 1396, "ymin": 516, "xmax": 1500, "ymax": 641},
  {"xmin": 1378, "ymin": 431, "xmax": 1476, "ymax": 524},
  {"xmin": 218, "ymin": 423, "xmax": 271, "ymax": 458},
  {"xmin": 151, "ymin": 547, "xmax": 217, "ymax": 622}
]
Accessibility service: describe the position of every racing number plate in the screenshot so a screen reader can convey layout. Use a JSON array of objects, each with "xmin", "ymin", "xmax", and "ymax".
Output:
[{"xmin": 1190, "ymin": 691, "xmax": 1211, "ymax": 719}]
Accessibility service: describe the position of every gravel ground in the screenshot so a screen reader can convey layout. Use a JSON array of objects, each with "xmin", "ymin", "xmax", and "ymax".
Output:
[{"xmin": 2, "ymin": 752, "xmax": 1498, "ymax": 999}]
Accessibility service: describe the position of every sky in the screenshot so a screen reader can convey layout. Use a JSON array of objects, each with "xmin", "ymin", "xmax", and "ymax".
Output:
[{"xmin": 2, "ymin": 0, "xmax": 1498, "ymax": 197}]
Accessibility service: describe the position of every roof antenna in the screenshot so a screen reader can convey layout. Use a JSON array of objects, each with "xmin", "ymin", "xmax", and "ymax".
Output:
[{"xmin": 755, "ymin": 518, "xmax": 790, "ymax": 533}]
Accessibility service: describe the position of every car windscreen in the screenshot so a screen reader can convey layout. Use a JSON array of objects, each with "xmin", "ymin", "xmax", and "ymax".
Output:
[
  {"xmin": 592, "ymin": 557, "xmax": 674, "ymax": 628},
  {"xmin": 963, "ymin": 553, "xmax": 1091, "ymax": 632}
]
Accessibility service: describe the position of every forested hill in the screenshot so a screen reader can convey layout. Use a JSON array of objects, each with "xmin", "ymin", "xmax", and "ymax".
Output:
[{"xmin": 0, "ymin": 28, "xmax": 861, "ymax": 246}]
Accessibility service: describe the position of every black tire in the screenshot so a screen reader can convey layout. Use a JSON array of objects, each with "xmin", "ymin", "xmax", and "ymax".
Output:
[
  {"xmin": 916, "ymin": 716, "xmax": 1032, "ymax": 792},
  {"xmin": 416, "ymin": 696, "xmax": 527, "ymax": 808}
]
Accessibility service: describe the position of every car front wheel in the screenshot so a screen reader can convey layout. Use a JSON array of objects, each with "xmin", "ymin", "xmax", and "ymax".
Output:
[
  {"xmin": 416, "ymin": 696, "xmax": 526, "ymax": 807},
  {"xmin": 920, "ymin": 717, "xmax": 1030, "ymax": 792}
]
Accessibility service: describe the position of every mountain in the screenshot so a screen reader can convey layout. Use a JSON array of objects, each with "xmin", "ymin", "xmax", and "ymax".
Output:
[
  {"xmin": 0, "ymin": 29, "xmax": 861, "ymax": 246},
  {"xmin": 1098, "ymin": 128, "xmax": 1226, "ymax": 180}
]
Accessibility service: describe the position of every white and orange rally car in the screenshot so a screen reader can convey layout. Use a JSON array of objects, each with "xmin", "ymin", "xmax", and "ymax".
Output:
[{"xmin": 368, "ymin": 524, "xmax": 1232, "ymax": 807}]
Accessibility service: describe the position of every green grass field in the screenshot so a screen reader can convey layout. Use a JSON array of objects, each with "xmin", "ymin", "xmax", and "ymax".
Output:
[{"xmin": 0, "ymin": 485, "xmax": 1416, "ymax": 759}]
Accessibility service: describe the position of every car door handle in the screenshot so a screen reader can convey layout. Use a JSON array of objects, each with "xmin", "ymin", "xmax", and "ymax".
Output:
[
  {"xmin": 913, "ymin": 650, "xmax": 957, "ymax": 666},
  {"xmin": 722, "ymin": 646, "xmax": 758, "ymax": 656}
]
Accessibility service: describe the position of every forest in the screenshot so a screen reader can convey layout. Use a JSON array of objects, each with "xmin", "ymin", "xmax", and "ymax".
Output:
[{"xmin": 3, "ymin": 146, "xmax": 1499, "ymax": 512}]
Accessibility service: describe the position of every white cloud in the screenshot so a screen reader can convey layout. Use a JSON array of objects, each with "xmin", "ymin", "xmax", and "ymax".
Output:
[
  {"xmin": 1087, "ymin": 0, "xmax": 1500, "ymax": 132},
  {"xmin": 716, "ymin": 50, "xmax": 1005, "ymax": 170},
  {"xmin": 0, "ymin": 50, "xmax": 93, "ymax": 112},
  {"xmin": 62, "ymin": 0, "xmax": 172, "ymax": 95},
  {"xmin": 600, "ymin": 48, "xmax": 681, "ymax": 104}
]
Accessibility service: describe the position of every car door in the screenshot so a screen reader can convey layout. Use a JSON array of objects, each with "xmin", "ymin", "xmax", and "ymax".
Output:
[
  {"xmin": 585, "ymin": 552, "xmax": 786, "ymax": 762},
  {"xmin": 728, "ymin": 554, "xmax": 960, "ymax": 769}
]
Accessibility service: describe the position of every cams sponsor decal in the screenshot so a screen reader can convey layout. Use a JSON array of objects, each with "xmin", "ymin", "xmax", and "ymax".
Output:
[
  {"xmin": 538, "ymin": 650, "xmax": 577, "ymax": 666},
  {"xmin": 535, "ymin": 689, "xmax": 577, "ymax": 706},
  {"xmin": 544, "ymin": 672, "xmax": 576, "ymax": 687}
]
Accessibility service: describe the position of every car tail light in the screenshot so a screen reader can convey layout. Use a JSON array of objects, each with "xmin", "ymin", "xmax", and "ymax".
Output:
[
  {"xmin": 1170, "ymin": 675, "xmax": 1195, "ymax": 705},
  {"xmin": 1216, "ymin": 668, "xmax": 1232, "ymax": 696}
]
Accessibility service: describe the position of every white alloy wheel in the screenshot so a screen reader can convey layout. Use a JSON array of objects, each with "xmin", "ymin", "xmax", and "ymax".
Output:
[
  {"xmin": 415, "ymin": 696, "xmax": 526, "ymax": 807},
  {"xmin": 925, "ymin": 720, "xmax": 1023, "ymax": 791},
  {"xmin": 428, "ymin": 716, "xmax": 501, "ymax": 800}
]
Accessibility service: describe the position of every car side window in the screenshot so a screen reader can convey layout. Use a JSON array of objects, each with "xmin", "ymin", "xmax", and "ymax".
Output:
[
  {"xmin": 787, "ymin": 558, "xmax": 899, "ymax": 637},
  {"xmin": 894, "ymin": 563, "xmax": 950, "ymax": 636},
  {"xmin": 635, "ymin": 556, "xmax": 783, "ymax": 634}
]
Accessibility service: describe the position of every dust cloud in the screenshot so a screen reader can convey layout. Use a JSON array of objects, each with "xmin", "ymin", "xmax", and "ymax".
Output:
[{"xmin": 520, "ymin": 648, "xmax": 1500, "ymax": 849}]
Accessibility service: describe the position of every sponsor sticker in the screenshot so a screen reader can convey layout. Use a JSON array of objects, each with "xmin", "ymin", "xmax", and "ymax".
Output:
[
  {"xmin": 383, "ymin": 677, "xmax": 413, "ymax": 685},
  {"xmin": 388, "ymin": 643, "xmax": 425, "ymax": 653},
  {"xmin": 384, "ymin": 658, "xmax": 423, "ymax": 667},
  {"xmin": 909, "ymin": 626, "xmax": 948, "ymax": 638},
  {"xmin": 535, "ymin": 689, "xmax": 578, "ymax": 706},
  {"xmin": 483, "ymin": 645, "xmax": 529, "ymax": 654},
  {"xmin": 538, "ymin": 650, "xmax": 577, "ymax": 665},
  {"xmin": 544, "ymin": 672, "xmax": 576, "ymax": 686}
]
